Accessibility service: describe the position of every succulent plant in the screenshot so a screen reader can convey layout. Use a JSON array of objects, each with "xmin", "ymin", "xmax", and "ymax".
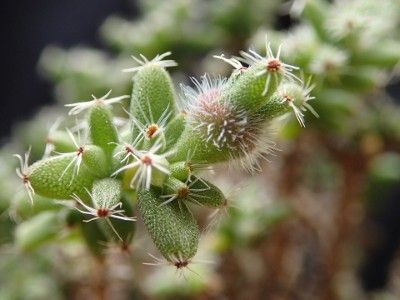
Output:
[
  {"xmin": 2, "ymin": 0, "xmax": 400, "ymax": 298},
  {"xmin": 14, "ymin": 41, "xmax": 314, "ymax": 267}
]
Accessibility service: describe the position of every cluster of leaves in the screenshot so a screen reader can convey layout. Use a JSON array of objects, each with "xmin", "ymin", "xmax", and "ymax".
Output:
[
  {"xmin": 14, "ymin": 37, "xmax": 316, "ymax": 268},
  {"xmin": 1, "ymin": 0, "xmax": 400, "ymax": 298}
]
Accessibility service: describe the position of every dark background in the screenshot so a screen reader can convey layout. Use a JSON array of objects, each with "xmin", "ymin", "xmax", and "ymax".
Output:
[{"xmin": 0, "ymin": 0, "xmax": 138, "ymax": 140}]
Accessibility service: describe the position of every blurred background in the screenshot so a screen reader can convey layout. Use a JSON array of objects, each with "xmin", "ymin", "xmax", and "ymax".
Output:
[
  {"xmin": 0, "ymin": 0, "xmax": 137, "ymax": 139},
  {"xmin": 1, "ymin": 0, "xmax": 400, "ymax": 299}
]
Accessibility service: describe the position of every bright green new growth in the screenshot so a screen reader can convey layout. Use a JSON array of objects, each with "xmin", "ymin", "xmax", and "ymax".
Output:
[
  {"xmin": 164, "ymin": 112, "xmax": 186, "ymax": 150},
  {"xmin": 162, "ymin": 175, "xmax": 226, "ymax": 208},
  {"xmin": 127, "ymin": 54, "xmax": 177, "ymax": 144},
  {"xmin": 169, "ymin": 161, "xmax": 192, "ymax": 181},
  {"xmin": 88, "ymin": 103, "xmax": 120, "ymax": 156},
  {"xmin": 130, "ymin": 66, "xmax": 176, "ymax": 124},
  {"xmin": 28, "ymin": 154, "xmax": 95, "ymax": 201},
  {"xmin": 89, "ymin": 179, "xmax": 135, "ymax": 245},
  {"xmin": 96, "ymin": 201, "xmax": 136, "ymax": 246},
  {"xmin": 70, "ymin": 178, "xmax": 136, "ymax": 250},
  {"xmin": 91, "ymin": 178, "xmax": 122, "ymax": 208},
  {"xmin": 82, "ymin": 145, "xmax": 108, "ymax": 177},
  {"xmin": 221, "ymin": 63, "xmax": 279, "ymax": 110},
  {"xmin": 15, "ymin": 41, "xmax": 315, "ymax": 267}
]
